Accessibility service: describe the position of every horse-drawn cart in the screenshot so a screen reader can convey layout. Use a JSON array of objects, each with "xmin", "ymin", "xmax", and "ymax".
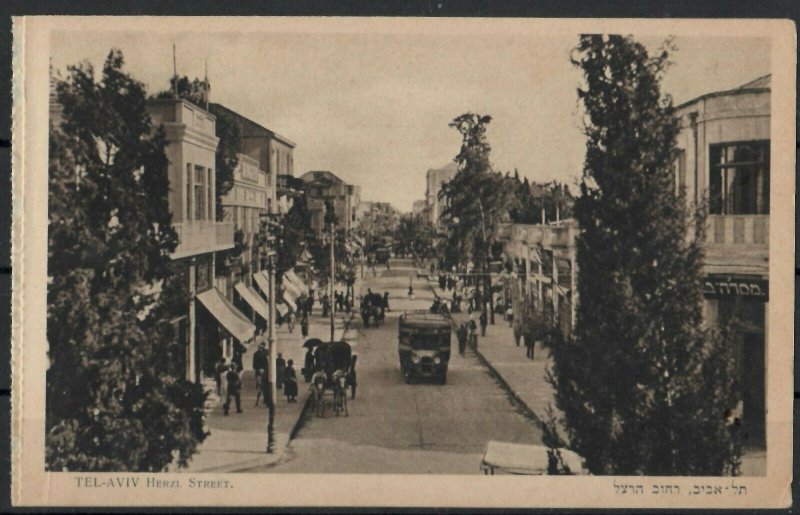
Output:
[{"xmin": 309, "ymin": 341, "xmax": 352, "ymax": 417}]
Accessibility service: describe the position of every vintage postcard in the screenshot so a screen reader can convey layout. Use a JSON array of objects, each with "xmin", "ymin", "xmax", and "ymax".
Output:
[{"xmin": 11, "ymin": 16, "xmax": 795, "ymax": 508}]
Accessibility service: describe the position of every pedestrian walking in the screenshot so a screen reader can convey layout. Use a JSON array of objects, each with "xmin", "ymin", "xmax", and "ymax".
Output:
[
  {"xmin": 252, "ymin": 342, "xmax": 268, "ymax": 399},
  {"xmin": 214, "ymin": 357, "xmax": 228, "ymax": 396},
  {"xmin": 479, "ymin": 310, "xmax": 488, "ymax": 337},
  {"xmin": 525, "ymin": 335, "xmax": 535, "ymax": 360},
  {"xmin": 301, "ymin": 314, "xmax": 309, "ymax": 337},
  {"xmin": 284, "ymin": 359, "xmax": 298, "ymax": 402},
  {"xmin": 384, "ymin": 292, "xmax": 391, "ymax": 311},
  {"xmin": 347, "ymin": 355, "xmax": 358, "ymax": 400},
  {"xmin": 468, "ymin": 315, "xmax": 478, "ymax": 349},
  {"xmin": 232, "ymin": 339, "xmax": 246, "ymax": 372},
  {"xmin": 513, "ymin": 322, "xmax": 522, "ymax": 347},
  {"xmin": 457, "ymin": 323, "xmax": 467, "ymax": 355},
  {"xmin": 223, "ymin": 363, "xmax": 243, "ymax": 415},
  {"xmin": 322, "ymin": 294, "xmax": 330, "ymax": 317},
  {"xmin": 275, "ymin": 352, "xmax": 286, "ymax": 392},
  {"xmin": 506, "ymin": 306, "xmax": 514, "ymax": 327}
]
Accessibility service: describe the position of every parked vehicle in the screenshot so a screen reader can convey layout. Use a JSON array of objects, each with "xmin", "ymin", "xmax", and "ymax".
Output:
[
  {"xmin": 398, "ymin": 310, "xmax": 451, "ymax": 384},
  {"xmin": 480, "ymin": 441, "xmax": 589, "ymax": 475},
  {"xmin": 310, "ymin": 341, "xmax": 352, "ymax": 417}
]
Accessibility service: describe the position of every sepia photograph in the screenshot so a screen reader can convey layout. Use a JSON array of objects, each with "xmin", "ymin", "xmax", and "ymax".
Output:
[{"xmin": 11, "ymin": 16, "xmax": 795, "ymax": 508}]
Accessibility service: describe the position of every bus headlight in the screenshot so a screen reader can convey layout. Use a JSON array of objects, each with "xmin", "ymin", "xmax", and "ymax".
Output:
[
  {"xmin": 433, "ymin": 356, "xmax": 441, "ymax": 365},
  {"xmin": 411, "ymin": 354, "xmax": 420, "ymax": 364}
]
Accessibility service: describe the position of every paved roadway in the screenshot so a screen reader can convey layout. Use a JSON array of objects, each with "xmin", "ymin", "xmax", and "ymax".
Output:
[{"xmin": 260, "ymin": 258, "xmax": 544, "ymax": 474}]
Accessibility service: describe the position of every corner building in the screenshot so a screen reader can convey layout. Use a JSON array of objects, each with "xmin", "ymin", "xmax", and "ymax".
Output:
[{"xmin": 674, "ymin": 75, "xmax": 770, "ymax": 449}]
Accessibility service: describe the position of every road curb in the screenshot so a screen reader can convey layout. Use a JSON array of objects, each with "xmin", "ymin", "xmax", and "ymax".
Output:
[
  {"xmin": 428, "ymin": 278, "xmax": 547, "ymax": 431},
  {"xmin": 287, "ymin": 309, "xmax": 357, "ymax": 442}
]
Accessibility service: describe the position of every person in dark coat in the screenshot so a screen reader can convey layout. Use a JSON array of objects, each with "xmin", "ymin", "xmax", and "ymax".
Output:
[
  {"xmin": 457, "ymin": 323, "xmax": 467, "ymax": 355},
  {"xmin": 479, "ymin": 310, "xmax": 488, "ymax": 337},
  {"xmin": 284, "ymin": 359, "xmax": 298, "ymax": 402},
  {"xmin": 232, "ymin": 340, "xmax": 247, "ymax": 371},
  {"xmin": 383, "ymin": 292, "xmax": 390, "ymax": 312},
  {"xmin": 223, "ymin": 363, "xmax": 243, "ymax": 415},
  {"xmin": 275, "ymin": 352, "xmax": 286, "ymax": 392},
  {"xmin": 347, "ymin": 355, "xmax": 358, "ymax": 400},
  {"xmin": 301, "ymin": 314, "xmax": 309, "ymax": 337},
  {"xmin": 252, "ymin": 343, "xmax": 268, "ymax": 394},
  {"xmin": 322, "ymin": 294, "xmax": 330, "ymax": 317}
]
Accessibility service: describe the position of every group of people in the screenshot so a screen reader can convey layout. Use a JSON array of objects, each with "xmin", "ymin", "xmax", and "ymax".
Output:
[
  {"xmin": 320, "ymin": 289, "xmax": 356, "ymax": 317},
  {"xmin": 213, "ymin": 340, "xmax": 301, "ymax": 416}
]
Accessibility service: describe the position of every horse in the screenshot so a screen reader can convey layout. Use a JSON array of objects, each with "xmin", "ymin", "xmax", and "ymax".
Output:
[
  {"xmin": 331, "ymin": 369, "xmax": 349, "ymax": 416},
  {"xmin": 310, "ymin": 371, "xmax": 328, "ymax": 417}
]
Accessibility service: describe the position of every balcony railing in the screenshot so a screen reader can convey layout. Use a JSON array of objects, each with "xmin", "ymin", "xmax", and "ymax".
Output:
[
  {"xmin": 172, "ymin": 221, "xmax": 235, "ymax": 259},
  {"xmin": 705, "ymin": 215, "xmax": 769, "ymax": 246}
]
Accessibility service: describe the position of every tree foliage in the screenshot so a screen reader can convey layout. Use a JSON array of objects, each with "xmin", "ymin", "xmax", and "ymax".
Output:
[
  {"xmin": 439, "ymin": 113, "xmax": 519, "ymax": 271},
  {"xmin": 47, "ymin": 50, "xmax": 207, "ymax": 471},
  {"xmin": 394, "ymin": 215, "xmax": 435, "ymax": 259},
  {"xmin": 544, "ymin": 35, "xmax": 740, "ymax": 475}
]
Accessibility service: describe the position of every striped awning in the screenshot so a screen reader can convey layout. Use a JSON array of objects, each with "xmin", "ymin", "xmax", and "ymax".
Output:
[
  {"xmin": 253, "ymin": 271, "xmax": 270, "ymax": 301},
  {"xmin": 196, "ymin": 288, "xmax": 255, "ymax": 343},
  {"xmin": 284, "ymin": 268, "xmax": 309, "ymax": 296},
  {"xmin": 234, "ymin": 283, "xmax": 270, "ymax": 321}
]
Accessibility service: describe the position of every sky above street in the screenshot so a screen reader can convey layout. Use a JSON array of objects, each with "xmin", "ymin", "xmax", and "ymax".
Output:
[{"xmin": 50, "ymin": 22, "xmax": 770, "ymax": 212}]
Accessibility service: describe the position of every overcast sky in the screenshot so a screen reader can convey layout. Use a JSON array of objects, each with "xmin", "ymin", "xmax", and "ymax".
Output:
[{"xmin": 50, "ymin": 26, "xmax": 770, "ymax": 212}]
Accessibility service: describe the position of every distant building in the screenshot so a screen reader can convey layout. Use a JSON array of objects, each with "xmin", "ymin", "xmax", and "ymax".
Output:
[
  {"xmin": 425, "ymin": 162, "xmax": 459, "ymax": 228},
  {"xmin": 674, "ymin": 74, "xmax": 770, "ymax": 448},
  {"xmin": 358, "ymin": 201, "xmax": 400, "ymax": 244},
  {"xmin": 412, "ymin": 199, "xmax": 427, "ymax": 222},
  {"xmin": 208, "ymin": 103, "xmax": 297, "ymax": 217},
  {"xmin": 300, "ymin": 171, "xmax": 360, "ymax": 234}
]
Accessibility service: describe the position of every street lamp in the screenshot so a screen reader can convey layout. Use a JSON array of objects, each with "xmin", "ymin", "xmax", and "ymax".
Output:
[{"xmin": 259, "ymin": 211, "xmax": 279, "ymax": 453}]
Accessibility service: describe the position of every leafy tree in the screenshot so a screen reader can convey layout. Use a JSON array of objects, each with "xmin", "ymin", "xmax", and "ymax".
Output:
[
  {"xmin": 47, "ymin": 50, "xmax": 207, "ymax": 471},
  {"xmin": 276, "ymin": 195, "xmax": 316, "ymax": 278},
  {"xmin": 439, "ymin": 113, "xmax": 518, "ymax": 322},
  {"xmin": 544, "ymin": 35, "xmax": 740, "ymax": 475}
]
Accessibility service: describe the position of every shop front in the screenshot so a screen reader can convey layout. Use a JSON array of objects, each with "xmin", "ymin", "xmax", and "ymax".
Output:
[{"xmin": 703, "ymin": 274, "xmax": 768, "ymax": 449}]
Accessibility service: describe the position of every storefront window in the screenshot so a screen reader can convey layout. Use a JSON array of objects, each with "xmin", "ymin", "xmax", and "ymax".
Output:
[{"xmin": 709, "ymin": 141, "xmax": 770, "ymax": 215}]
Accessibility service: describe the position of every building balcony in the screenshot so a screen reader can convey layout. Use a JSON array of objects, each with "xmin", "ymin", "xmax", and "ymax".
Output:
[
  {"xmin": 703, "ymin": 215, "xmax": 769, "ymax": 275},
  {"xmin": 172, "ymin": 220, "xmax": 235, "ymax": 259}
]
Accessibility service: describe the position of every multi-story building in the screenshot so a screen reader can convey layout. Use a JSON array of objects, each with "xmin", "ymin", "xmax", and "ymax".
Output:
[
  {"xmin": 674, "ymin": 74, "xmax": 770, "ymax": 448},
  {"xmin": 425, "ymin": 162, "xmax": 459, "ymax": 228},
  {"xmin": 501, "ymin": 221, "xmax": 578, "ymax": 338},
  {"xmin": 208, "ymin": 103, "xmax": 296, "ymax": 216},
  {"xmin": 357, "ymin": 201, "xmax": 400, "ymax": 245},
  {"xmin": 146, "ymin": 98, "xmax": 248, "ymax": 384},
  {"xmin": 300, "ymin": 171, "xmax": 360, "ymax": 235}
]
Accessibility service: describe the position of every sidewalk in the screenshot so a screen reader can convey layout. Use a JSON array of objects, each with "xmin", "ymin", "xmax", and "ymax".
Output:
[
  {"xmin": 428, "ymin": 279, "xmax": 559, "ymax": 435},
  {"xmin": 428, "ymin": 276, "xmax": 766, "ymax": 476},
  {"xmin": 179, "ymin": 278, "xmax": 361, "ymax": 473}
]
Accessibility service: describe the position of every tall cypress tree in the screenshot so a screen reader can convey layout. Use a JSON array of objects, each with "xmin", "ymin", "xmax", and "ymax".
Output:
[
  {"xmin": 47, "ymin": 50, "xmax": 207, "ymax": 471},
  {"xmin": 545, "ymin": 35, "xmax": 740, "ymax": 475}
]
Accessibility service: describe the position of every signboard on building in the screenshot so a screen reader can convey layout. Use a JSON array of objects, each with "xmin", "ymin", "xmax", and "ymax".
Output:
[{"xmin": 702, "ymin": 275, "xmax": 768, "ymax": 301}]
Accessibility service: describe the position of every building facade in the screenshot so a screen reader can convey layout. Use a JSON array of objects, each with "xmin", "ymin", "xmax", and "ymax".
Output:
[
  {"xmin": 674, "ymin": 75, "xmax": 770, "ymax": 448},
  {"xmin": 146, "ymin": 98, "xmax": 246, "ymax": 383},
  {"xmin": 300, "ymin": 170, "xmax": 360, "ymax": 235},
  {"xmin": 425, "ymin": 162, "xmax": 459, "ymax": 228},
  {"xmin": 502, "ymin": 221, "xmax": 578, "ymax": 338}
]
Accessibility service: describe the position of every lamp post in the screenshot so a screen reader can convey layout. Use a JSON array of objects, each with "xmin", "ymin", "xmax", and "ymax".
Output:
[
  {"xmin": 259, "ymin": 211, "xmax": 278, "ymax": 453},
  {"xmin": 329, "ymin": 221, "xmax": 335, "ymax": 343}
]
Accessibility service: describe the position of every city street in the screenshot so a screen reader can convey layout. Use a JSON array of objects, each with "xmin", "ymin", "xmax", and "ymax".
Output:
[{"xmin": 260, "ymin": 259, "xmax": 544, "ymax": 474}]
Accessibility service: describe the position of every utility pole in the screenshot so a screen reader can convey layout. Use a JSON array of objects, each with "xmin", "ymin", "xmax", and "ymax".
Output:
[{"xmin": 330, "ymin": 221, "xmax": 336, "ymax": 342}]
